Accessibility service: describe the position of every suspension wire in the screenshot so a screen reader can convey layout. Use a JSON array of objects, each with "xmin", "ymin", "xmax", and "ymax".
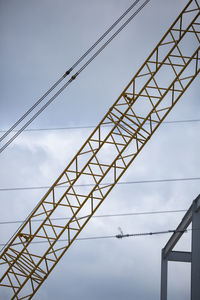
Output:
[
  {"xmin": 0, "ymin": 0, "xmax": 148, "ymax": 154},
  {"xmin": 0, "ymin": 176, "xmax": 199, "ymax": 192},
  {"xmin": 0, "ymin": 0, "xmax": 151, "ymax": 256},
  {"xmin": 0, "ymin": 118, "xmax": 199, "ymax": 134},
  {"xmin": 69, "ymin": 0, "xmax": 141, "ymax": 71},
  {"xmin": 0, "ymin": 0, "xmax": 141, "ymax": 144},
  {"xmin": 0, "ymin": 76, "xmax": 65, "ymax": 144},
  {"xmin": 0, "ymin": 79, "xmax": 73, "ymax": 154},
  {"xmin": 115, "ymin": 229, "xmax": 191, "ymax": 239},
  {"xmin": 0, "ymin": 209, "xmax": 187, "ymax": 225},
  {"xmin": 75, "ymin": 0, "xmax": 150, "ymax": 75},
  {"xmin": 0, "ymin": 113, "xmax": 198, "ymax": 153},
  {"xmin": 0, "ymin": 228, "xmax": 194, "ymax": 248}
]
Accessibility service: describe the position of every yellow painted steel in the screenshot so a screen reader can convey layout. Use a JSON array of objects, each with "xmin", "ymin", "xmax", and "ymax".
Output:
[{"xmin": 0, "ymin": 0, "xmax": 200, "ymax": 299}]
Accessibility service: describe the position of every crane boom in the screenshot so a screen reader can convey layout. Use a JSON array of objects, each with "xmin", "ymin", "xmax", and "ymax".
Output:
[{"xmin": 0, "ymin": 0, "xmax": 200, "ymax": 299}]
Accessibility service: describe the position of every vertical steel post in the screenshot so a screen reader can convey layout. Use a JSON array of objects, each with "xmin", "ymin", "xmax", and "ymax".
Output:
[
  {"xmin": 161, "ymin": 249, "xmax": 168, "ymax": 300},
  {"xmin": 160, "ymin": 195, "xmax": 200, "ymax": 300},
  {"xmin": 191, "ymin": 200, "xmax": 200, "ymax": 300}
]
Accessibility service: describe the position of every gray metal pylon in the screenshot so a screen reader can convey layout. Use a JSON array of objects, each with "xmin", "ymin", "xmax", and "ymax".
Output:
[
  {"xmin": 191, "ymin": 197, "xmax": 200, "ymax": 299},
  {"xmin": 160, "ymin": 194, "xmax": 200, "ymax": 300}
]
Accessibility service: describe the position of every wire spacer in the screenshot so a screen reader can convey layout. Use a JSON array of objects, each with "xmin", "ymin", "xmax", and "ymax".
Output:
[
  {"xmin": 71, "ymin": 73, "xmax": 78, "ymax": 81},
  {"xmin": 64, "ymin": 68, "xmax": 73, "ymax": 78}
]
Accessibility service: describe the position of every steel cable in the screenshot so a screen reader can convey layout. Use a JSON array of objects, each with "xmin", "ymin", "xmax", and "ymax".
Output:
[
  {"xmin": 0, "ymin": 176, "xmax": 199, "ymax": 192},
  {"xmin": 0, "ymin": 0, "xmax": 142, "ymax": 145},
  {"xmin": 0, "ymin": 118, "xmax": 199, "ymax": 133},
  {"xmin": 0, "ymin": 228, "xmax": 195, "ymax": 248},
  {"xmin": 0, "ymin": 209, "xmax": 187, "ymax": 225},
  {"xmin": 76, "ymin": 0, "xmax": 150, "ymax": 75},
  {"xmin": 69, "ymin": 0, "xmax": 141, "ymax": 71},
  {"xmin": 0, "ymin": 76, "xmax": 65, "ymax": 144},
  {"xmin": 0, "ymin": 0, "xmax": 150, "ymax": 154}
]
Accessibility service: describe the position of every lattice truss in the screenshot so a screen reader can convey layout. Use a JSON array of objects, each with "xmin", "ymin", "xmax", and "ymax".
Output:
[{"xmin": 0, "ymin": 0, "xmax": 200, "ymax": 299}]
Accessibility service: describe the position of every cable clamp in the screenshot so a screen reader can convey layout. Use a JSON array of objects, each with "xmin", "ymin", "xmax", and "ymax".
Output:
[
  {"xmin": 116, "ymin": 234, "xmax": 123, "ymax": 239},
  {"xmin": 116, "ymin": 227, "xmax": 124, "ymax": 239},
  {"xmin": 71, "ymin": 73, "xmax": 78, "ymax": 81},
  {"xmin": 64, "ymin": 68, "xmax": 73, "ymax": 78}
]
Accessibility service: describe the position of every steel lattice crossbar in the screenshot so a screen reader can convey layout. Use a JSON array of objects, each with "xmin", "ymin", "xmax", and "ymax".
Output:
[{"xmin": 0, "ymin": 0, "xmax": 200, "ymax": 299}]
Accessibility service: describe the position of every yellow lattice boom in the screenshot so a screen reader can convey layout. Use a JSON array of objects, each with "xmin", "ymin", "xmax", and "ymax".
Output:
[{"xmin": 0, "ymin": 0, "xmax": 200, "ymax": 299}]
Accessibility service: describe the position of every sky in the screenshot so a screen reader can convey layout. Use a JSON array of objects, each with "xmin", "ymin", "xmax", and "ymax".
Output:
[{"xmin": 0, "ymin": 0, "xmax": 200, "ymax": 299}]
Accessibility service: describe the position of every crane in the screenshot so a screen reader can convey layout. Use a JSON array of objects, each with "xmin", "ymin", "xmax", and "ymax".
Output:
[{"xmin": 0, "ymin": 0, "xmax": 200, "ymax": 299}]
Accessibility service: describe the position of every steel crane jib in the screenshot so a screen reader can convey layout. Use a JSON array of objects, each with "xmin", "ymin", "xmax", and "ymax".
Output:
[{"xmin": 0, "ymin": 0, "xmax": 200, "ymax": 299}]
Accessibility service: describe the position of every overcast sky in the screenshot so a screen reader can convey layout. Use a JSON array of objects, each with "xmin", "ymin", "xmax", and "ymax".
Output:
[{"xmin": 0, "ymin": 0, "xmax": 199, "ymax": 299}]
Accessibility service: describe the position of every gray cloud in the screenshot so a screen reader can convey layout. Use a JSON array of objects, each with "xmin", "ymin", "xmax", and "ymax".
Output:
[{"xmin": 0, "ymin": 0, "xmax": 199, "ymax": 299}]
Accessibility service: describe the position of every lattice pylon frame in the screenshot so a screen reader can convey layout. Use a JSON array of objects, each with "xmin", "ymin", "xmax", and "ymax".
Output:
[{"xmin": 0, "ymin": 0, "xmax": 200, "ymax": 299}]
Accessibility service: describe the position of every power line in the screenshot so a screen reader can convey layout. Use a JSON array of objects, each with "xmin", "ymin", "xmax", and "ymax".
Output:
[
  {"xmin": 0, "ymin": 176, "xmax": 199, "ymax": 192},
  {"xmin": 0, "ymin": 118, "xmax": 199, "ymax": 134},
  {"xmin": 115, "ymin": 229, "xmax": 191, "ymax": 239},
  {"xmin": 0, "ymin": 0, "xmax": 150, "ymax": 154},
  {"xmin": 68, "ymin": 0, "xmax": 142, "ymax": 71},
  {"xmin": 73, "ymin": 0, "xmax": 150, "ymax": 76},
  {"xmin": 0, "ymin": 228, "xmax": 193, "ymax": 248},
  {"xmin": 0, "ymin": 0, "xmax": 142, "ymax": 144},
  {"xmin": 0, "ymin": 76, "xmax": 65, "ymax": 144},
  {"xmin": 0, "ymin": 209, "xmax": 187, "ymax": 225}
]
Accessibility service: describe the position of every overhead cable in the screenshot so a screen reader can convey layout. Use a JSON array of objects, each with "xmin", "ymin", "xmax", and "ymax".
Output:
[
  {"xmin": 115, "ymin": 229, "xmax": 190, "ymax": 239},
  {"xmin": 68, "ymin": 0, "xmax": 142, "ymax": 71},
  {"xmin": 0, "ymin": 176, "xmax": 199, "ymax": 192},
  {"xmin": 73, "ymin": 0, "xmax": 150, "ymax": 75},
  {"xmin": 0, "ymin": 228, "xmax": 193, "ymax": 248},
  {"xmin": 0, "ymin": 118, "xmax": 199, "ymax": 134},
  {"xmin": 0, "ymin": 76, "xmax": 65, "ymax": 144},
  {"xmin": 0, "ymin": 0, "xmax": 140, "ymax": 143},
  {"xmin": 0, "ymin": 209, "xmax": 187, "ymax": 225},
  {"xmin": 0, "ymin": 0, "xmax": 150, "ymax": 154}
]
